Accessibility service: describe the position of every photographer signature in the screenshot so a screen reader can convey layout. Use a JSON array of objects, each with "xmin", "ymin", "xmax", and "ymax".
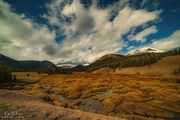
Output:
[{"xmin": 1, "ymin": 111, "xmax": 23, "ymax": 119}]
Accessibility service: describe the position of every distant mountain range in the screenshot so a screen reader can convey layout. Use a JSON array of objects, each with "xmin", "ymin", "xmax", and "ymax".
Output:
[
  {"xmin": 86, "ymin": 47, "xmax": 179, "ymax": 72},
  {"xmin": 0, "ymin": 54, "xmax": 56, "ymax": 71},
  {"xmin": 127, "ymin": 47, "xmax": 164, "ymax": 55},
  {"xmin": 0, "ymin": 47, "xmax": 179, "ymax": 73},
  {"xmin": 71, "ymin": 64, "xmax": 86, "ymax": 72},
  {"xmin": 96, "ymin": 54, "xmax": 124, "ymax": 61},
  {"xmin": 57, "ymin": 47, "xmax": 164, "ymax": 68}
]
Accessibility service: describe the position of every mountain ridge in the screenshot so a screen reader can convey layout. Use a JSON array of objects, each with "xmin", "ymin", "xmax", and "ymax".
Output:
[
  {"xmin": 127, "ymin": 47, "xmax": 164, "ymax": 55},
  {"xmin": 86, "ymin": 47, "xmax": 180, "ymax": 72},
  {"xmin": 0, "ymin": 53, "xmax": 57, "ymax": 71},
  {"xmin": 0, "ymin": 47, "xmax": 179, "ymax": 72}
]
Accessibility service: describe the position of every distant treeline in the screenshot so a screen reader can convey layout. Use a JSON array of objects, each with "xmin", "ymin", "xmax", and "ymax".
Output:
[
  {"xmin": 6, "ymin": 65, "xmax": 72, "ymax": 75},
  {"xmin": 0, "ymin": 62, "xmax": 14, "ymax": 83},
  {"xmin": 0, "ymin": 47, "xmax": 180, "ymax": 77},
  {"xmin": 86, "ymin": 47, "xmax": 180, "ymax": 72},
  {"xmin": 0, "ymin": 53, "xmax": 72, "ymax": 75}
]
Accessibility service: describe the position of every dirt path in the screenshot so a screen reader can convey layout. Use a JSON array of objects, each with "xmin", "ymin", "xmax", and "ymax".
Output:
[{"xmin": 0, "ymin": 89, "xmax": 126, "ymax": 120}]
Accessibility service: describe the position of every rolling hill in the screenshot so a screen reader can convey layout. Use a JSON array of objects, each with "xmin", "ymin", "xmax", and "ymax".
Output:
[
  {"xmin": 86, "ymin": 47, "xmax": 180, "ymax": 72},
  {"xmin": 0, "ymin": 47, "xmax": 179, "ymax": 73},
  {"xmin": 71, "ymin": 64, "xmax": 86, "ymax": 72},
  {"xmin": 86, "ymin": 53, "xmax": 163, "ymax": 72},
  {"xmin": 93, "ymin": 54, "xmax": 180, "ymax": 76},
  {"xmin": 0, "ymin": 54, "xmax": 57, "ymax": 71}
]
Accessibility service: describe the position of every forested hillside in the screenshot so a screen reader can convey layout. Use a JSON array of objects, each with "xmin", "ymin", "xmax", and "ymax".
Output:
[{"xmin": 86, "ymin": 47, "xmax": 180, "ymax": 72}]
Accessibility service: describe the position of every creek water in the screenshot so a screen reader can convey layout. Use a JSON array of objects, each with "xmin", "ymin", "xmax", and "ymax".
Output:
[{"xmin": 58, "ymin": 90, "xmax": 113, "ymax": 111}]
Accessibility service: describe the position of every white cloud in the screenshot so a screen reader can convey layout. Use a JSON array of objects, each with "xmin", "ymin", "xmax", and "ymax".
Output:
[
  {"xmin": 0, "ymin": 1, "xmax": 56, "ymax": 61},
  {"xmin": 45, "ymin": 0, "xmax": 160, "ymax": 64},
  {"xmin": 113, "ymin": 7, "xmax": 159, "ymax": 35},
  {"xmin": 0, "ymin": 0, "xmax": 160, "ymax": 64},
  {"xmin": 127, "ymin": 29, "xmax": 180, "ymax": 53},
  {"xmin": 128, "ymin": 26, "xmax": 158, "ymax": 42},
  {"xmin": 150, "ymin": 30, "xmax": 180, "ymax": 50}
]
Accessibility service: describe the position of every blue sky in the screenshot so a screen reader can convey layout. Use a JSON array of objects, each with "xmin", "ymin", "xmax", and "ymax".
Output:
[{"xmin": 0, "ymin": 0, "xmax": 180, "ymax": 65}]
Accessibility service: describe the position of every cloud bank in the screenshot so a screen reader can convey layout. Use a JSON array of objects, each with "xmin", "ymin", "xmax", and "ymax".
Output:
[
  {"xmin": 44, "ymin": 0, "xmax": 160, "ymax": 64},
  {"xmin": 0, "ymin": 1, "xmax": 56, "ymax": 61},
  {"xmin": 128, "ymin": 26, "xmax": 158, "ymax": 42},
  {"xmin": 150, "ymin": 30, "xmax": 180, "ymax": 50},
  {"xmin": 1, "ymin": 0, "xmax": 178, "ymax": 65}
]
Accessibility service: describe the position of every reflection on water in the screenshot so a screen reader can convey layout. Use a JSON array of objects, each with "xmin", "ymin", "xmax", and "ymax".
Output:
[
  {"xmin": 79, "ymin": 98, "xmax": 103, "ymax": 111},
  {"xmin": 57, "ymin": 90, "xmax": 113, "ymax": 111},
  {"xmin": 59, "ymin": 95, "xmax": 66, "ymax": 101}
]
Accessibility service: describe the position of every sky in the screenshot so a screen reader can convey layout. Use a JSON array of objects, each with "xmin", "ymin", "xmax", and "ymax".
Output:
[{"xmin": 0, "ymin": 0, "xmax": 180, "ymax": 65}]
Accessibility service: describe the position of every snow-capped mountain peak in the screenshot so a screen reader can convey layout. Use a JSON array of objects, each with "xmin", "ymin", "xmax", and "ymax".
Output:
[{"xmin": 127, "ymin": 47, "xmax": 164, "ymax": 55}]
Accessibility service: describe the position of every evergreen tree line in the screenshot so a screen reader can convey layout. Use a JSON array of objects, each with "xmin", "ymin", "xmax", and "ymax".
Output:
[
  {"xmin": 0, "ymin": 47, "xmax": 180, "ymax": 83},
  {"xmin": 0, "ymin": 62, "xmax": 12, "ymax": 83},
  {"xmin": 86, "ymin": 47, "xmax": 180, "ymax": 72}
]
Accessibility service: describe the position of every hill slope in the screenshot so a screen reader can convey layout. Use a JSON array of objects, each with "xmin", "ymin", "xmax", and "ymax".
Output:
[
  {"xmin": 0, "ymin": 54, "xmax": 57, "ymax": 71},
  {"xmin": 93, "ymin": 55, "xmax": 180, "ymax": 76},
  {"xmin": 71, "ymin": 64, "xmax": 86, "ymax": 72},
  {"xmin": 0, "ymin": 54, "xmax": 20, "ymax": 68},
  {"xmin": 87, "ymin": 53, "xmax": 163, "ymax": 72},
  {"xmin": 87, "ymin": 48, "xmax": 180, "ymax": 72}
]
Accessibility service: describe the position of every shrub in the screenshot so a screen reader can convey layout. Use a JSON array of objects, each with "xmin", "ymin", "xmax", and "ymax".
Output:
[
  {"xmin": 27, "ymin": 73, "xmax": 30, "ymax": 77},
  {"xmin": 136, "ymin": 72, "xmax": 140, "ymax": 75},
  {"xmin": 173, "ymin": 68, "xmax": 180, "ymax": 75},
  {"xmin": 0, "ymin": 63, "xmax": 12, "ymax": 83}
]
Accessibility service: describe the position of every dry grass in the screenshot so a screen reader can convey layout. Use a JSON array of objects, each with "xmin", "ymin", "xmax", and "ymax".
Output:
[
  {"xmin": 93, "ymin": 55, "xmax": 180, "ymax": 76},
  {"xmin": 3, "ymin": 71, "xmax": 179, "ymax": 119},
  {"xmin": 1, "ymin": 55, "xmax": 180, "ymax": 119},
  {"xmin": 0, "ymin": 90, "xmax": 124, "ymax": 120}
]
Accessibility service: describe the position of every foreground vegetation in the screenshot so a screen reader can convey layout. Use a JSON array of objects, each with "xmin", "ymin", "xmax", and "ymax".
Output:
[
  {"xmin": 0, "ymin": 49, "xmax": 180, "ymax": 119},
  {"xmin": 0, "ymin": 63, "xmax": 14, "ymax": 83},
  {"xmin": 1, "ymin": 71, "xmax": 179, "ymax": 119},
  {"xmin": 0, "ymin": 90, "xmax": 123, "ymax": 120}
]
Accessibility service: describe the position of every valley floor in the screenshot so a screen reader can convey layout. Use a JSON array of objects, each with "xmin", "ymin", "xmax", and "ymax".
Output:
[{"xmin": 0, "ymin": 72, "xmax": 180, "ymax": 120}]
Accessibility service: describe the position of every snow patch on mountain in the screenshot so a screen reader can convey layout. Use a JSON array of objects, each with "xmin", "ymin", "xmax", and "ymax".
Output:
[{"xmin": 127, "ymin": 47, "xmax": 164, "ymax": 55}]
